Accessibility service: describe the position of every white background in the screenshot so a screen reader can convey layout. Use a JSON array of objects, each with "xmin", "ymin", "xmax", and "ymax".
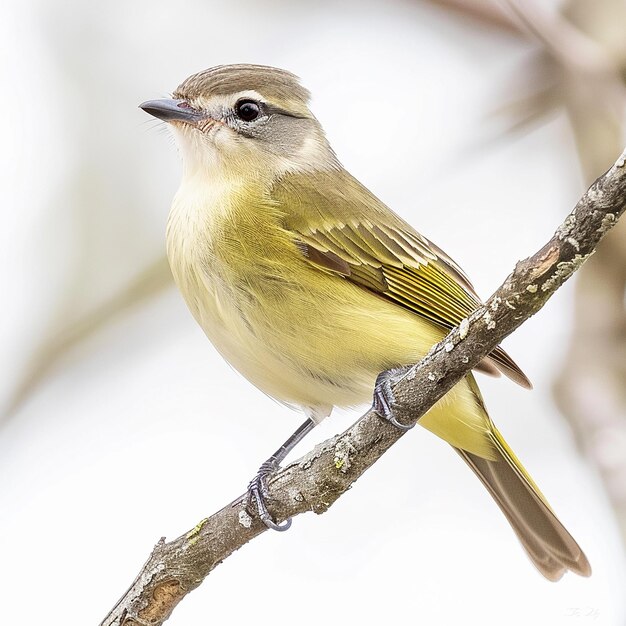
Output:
[{"xmin": 1, "ymin": 1, "xmax": 624, "ymax": 624}]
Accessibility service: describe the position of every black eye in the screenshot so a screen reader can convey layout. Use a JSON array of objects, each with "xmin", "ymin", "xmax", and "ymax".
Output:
[{"xmin": 235, "ymin": 99, "xmax": 261, "ymax": 122}]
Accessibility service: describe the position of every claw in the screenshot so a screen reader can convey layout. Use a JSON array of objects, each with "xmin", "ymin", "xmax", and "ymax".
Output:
[
  {"xmin": 241, "ymin": 416, "xmax": 318, "ymax": 532},
  {"xmin": 246, "ymin": 460, "xmax": 292, "ymax": 531},
  {"xmin": 373, "ymin": 370, "xmax": 414, "ymax": 431}
]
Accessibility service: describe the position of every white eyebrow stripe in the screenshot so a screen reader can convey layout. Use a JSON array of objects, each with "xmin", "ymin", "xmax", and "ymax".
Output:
[{"xmin": 230, "ymin": 90, "xmax": 266, "ymax": 103}]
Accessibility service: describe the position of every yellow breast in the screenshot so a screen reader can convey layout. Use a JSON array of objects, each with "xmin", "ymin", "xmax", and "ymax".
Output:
[{"xmin": 166, "ymin": 173, "xmax": 494, "ymax": 458}]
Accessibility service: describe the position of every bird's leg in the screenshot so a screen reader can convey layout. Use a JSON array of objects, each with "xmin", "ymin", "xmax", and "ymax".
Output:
[
  {"xmin": 246, "ymin": 417, "xmax": 317, "ymax": 531},
  {"xmin": 372, "ymin": 367, "xmax": 415, "ymax": 431}
]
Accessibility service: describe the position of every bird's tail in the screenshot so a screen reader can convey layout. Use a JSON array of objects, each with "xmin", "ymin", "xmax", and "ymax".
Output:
[{"xmin": 456, "ymin": 426, "xmax": 591, "ymax": 581}]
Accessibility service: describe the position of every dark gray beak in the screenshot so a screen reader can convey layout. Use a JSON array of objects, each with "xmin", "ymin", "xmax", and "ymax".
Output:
[{"xmin": 139, "ymin": 98, "xmax": 205, "ymax": 123}]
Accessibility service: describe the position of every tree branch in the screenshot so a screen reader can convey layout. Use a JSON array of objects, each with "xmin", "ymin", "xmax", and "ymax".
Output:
[{"xmin": 101, "ymin": 148, "xmax": 626, "ymax": 626}]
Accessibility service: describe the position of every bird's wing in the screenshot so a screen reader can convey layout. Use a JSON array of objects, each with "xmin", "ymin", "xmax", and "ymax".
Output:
[{"xmin": 272, "ymin": 168, "xmax": 531, "ymax": 388}]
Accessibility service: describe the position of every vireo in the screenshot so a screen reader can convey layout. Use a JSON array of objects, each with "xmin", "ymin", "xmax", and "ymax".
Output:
[{"xmin": 140, "ymin": 64, "xmax": 590, "ymax": 580}]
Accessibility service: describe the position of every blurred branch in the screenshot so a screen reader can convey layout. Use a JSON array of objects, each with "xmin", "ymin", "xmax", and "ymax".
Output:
[
  {"xmin": 505, "ymin": 0, "xmax": 621, "ymax": 79},
  {"xmin": 3, "ymin": 257, "xmax": 172, "ymax": 419},
  {"xmin": 433, "ymin": 0, "xmax": 626, "ymax": 549},
  {"xmin": 101, "ymin": 149, "xmax": 626, "ymax": 626},
  {"xmin": 425, "ymin": 0, "xmax": 522, "ymax": 32},
  {"xmin": 503, "ymin": 0, "xmax": 626, "ymax": 179},
  {"xmin": 498, "ymin": 0, "xmax": 626, "ymax": 553}
]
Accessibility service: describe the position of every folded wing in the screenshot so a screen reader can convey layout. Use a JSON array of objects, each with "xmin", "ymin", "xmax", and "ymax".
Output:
[{"xmin": 273, "ymin": 168, "xmax": 531, "ymax": 389}]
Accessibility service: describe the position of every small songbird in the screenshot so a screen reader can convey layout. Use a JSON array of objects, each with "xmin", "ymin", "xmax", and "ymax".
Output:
[{"xmin": 140, "ymin": 64, "xmax": 590, "ymax": 580}]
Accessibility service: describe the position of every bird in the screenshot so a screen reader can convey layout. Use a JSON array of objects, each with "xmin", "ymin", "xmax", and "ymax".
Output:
[{"xmin": 140, "ymin": 63, "xmax": 591, "ymax": 581}]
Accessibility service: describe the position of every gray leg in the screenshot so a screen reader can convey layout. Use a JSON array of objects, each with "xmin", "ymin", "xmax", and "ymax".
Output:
[
  {"xmin": 247, "ymin": 417, "xmax": 317, "ymax": 531},
  {"xmin": 372, "ymin": 368, "xmax": 415, "ymax": 431}
]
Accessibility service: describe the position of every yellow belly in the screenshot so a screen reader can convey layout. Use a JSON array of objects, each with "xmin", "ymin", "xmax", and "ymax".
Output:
[
  {"xmin": 172, "ymin": 248, "xmax": 494, "ymax": 458},
  {"xmin": 166, "ymin": 178, "xmax": 495, "ymax": 460}
]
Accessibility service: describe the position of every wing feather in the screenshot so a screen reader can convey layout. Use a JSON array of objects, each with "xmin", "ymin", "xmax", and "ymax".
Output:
[
  {"xmin": 273, "ymin": 169, "xmax": 531, "ymax": 389},
  {"xmin": 354, "ymin": 223, "xmax": 404, "ymax": 266}
]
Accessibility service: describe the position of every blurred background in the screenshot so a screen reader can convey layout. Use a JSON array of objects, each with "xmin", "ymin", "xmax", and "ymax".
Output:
[{"xmin": 2, "ymin": 0, "xmax": 626, "ymax": 624}]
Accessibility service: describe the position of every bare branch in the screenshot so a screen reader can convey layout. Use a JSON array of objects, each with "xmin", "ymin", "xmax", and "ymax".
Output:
[
  {"xmin": 100, "ymin": 148, "xmax": 626, "ymax": 626},
  {"xmin": 498, "ymin": 0, "xmax": 626, "ymax": 548}
]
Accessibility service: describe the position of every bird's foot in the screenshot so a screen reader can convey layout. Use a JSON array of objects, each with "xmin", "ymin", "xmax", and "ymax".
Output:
[
  {"xmin": 246, "ymin": 459, "xmax": 292, "ymax": 532},
  {"xmin": 373, "ymin": 369, "xmax": 415, "ymax": 431}
]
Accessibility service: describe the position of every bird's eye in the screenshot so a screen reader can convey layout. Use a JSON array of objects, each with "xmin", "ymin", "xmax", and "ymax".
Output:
[{"xmin": 235, "ymin": 99, "xmax": 261, "ymax": 122}]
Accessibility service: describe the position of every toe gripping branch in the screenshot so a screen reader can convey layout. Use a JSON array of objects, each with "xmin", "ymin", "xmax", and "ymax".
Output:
[
  {"xmin": 245, "ymin": 368, "xmax": 415, "ymax": 532},
  {"xmin": 373, "ymin": 368, "xmax": 415, "ymax": 431},
  {"xmin": 246, "ymin": 460, "xmax": 292, "ymax": 532},
  {"xmin": 245, "ymin": 417, "xmax": 317, "ymax": 531}
]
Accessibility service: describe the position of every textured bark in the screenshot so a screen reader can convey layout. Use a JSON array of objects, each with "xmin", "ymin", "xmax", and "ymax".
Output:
[
  {"xmin": 101, "ymin": 149, "xmax": 626, "ymax": 626},
  {"xmin": 431, "ymin": 0, "xmax": 626, "ymax": 549},
  {"xmin": 548, "ymin": 0, "xmax": 626, "ymax": 549}
]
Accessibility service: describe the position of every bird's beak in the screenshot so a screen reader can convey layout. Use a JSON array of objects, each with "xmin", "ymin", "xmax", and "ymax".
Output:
[{"xmin": 139, "ymin": 98, "xmax": 206, "ymax": 124}]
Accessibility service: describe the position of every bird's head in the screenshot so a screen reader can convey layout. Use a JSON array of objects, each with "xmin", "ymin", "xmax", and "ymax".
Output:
[{"xmin": 140, "ymin": 64, "xmax": 337, "ymax": 179}]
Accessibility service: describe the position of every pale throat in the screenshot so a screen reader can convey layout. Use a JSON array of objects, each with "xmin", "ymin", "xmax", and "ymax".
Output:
[
  {"xmin": 167, "ymin": 124, "xmax": 337, "ymax": 266},
  {"xmin": 167, "ymin": 129, "xmax": 270, "ymax": 253},
  {"xmin": 172, "ymin": 120, "xmax": 337, "ymax": 185}
]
